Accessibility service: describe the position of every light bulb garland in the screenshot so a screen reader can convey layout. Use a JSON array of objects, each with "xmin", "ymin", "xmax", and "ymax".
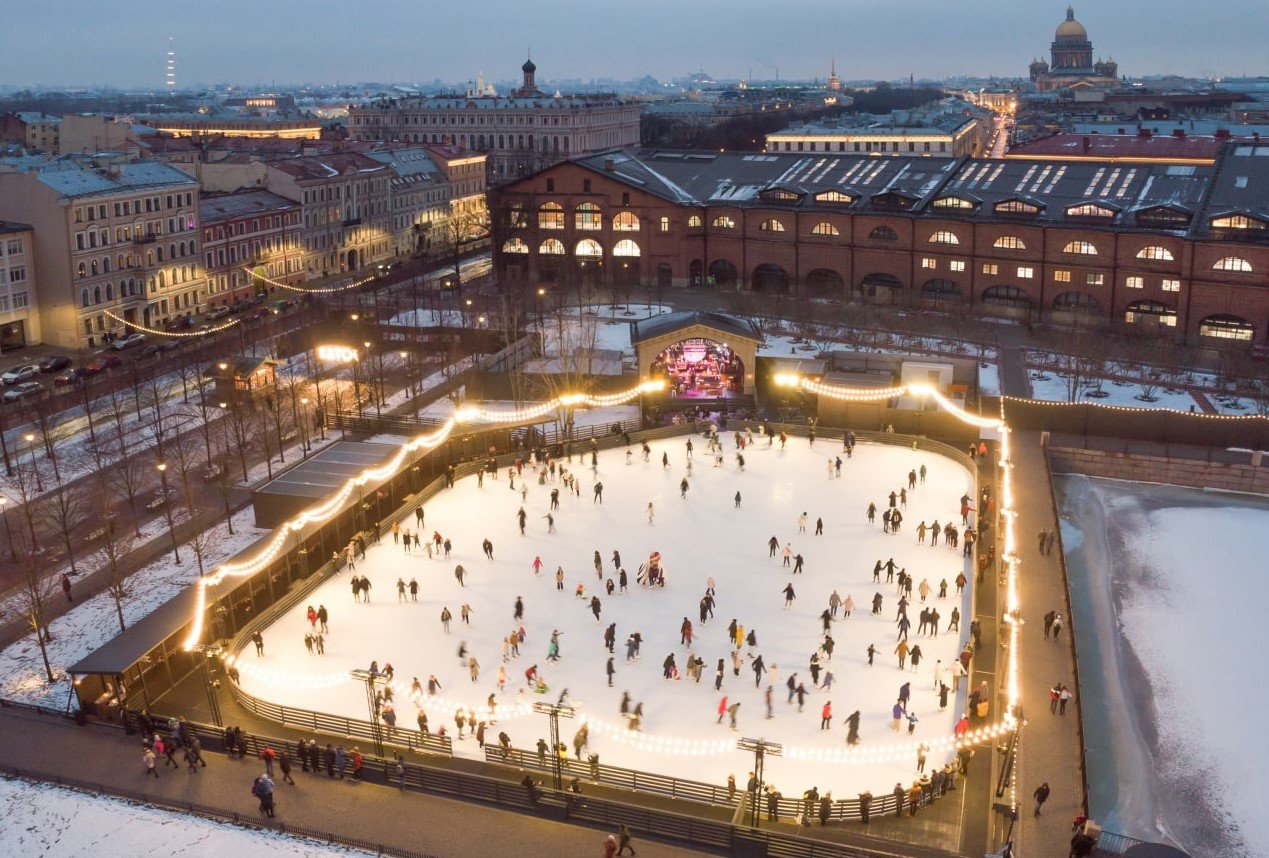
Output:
[
  {"xmin": 102, "ymin": 309, "xmax": 241, "ymax": 338},
  {"xmin": 244, "ymin": 267, "xmax": 376, "ymax": 294},
  {"xmin": 1000, "ymin": 393, "xmax": 1266, "ymax": 420}
]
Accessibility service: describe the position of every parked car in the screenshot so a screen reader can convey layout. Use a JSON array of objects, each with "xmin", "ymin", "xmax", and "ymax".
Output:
[
  {"xmin": 164, "ymin": 316, "xmax": 194, "ymax": 332},
  {"xmin": 205, "ymin": 306, "xmax": 233, "ymax": 322},
  {"xmin": 269, "ymin": 299, "xmax": 295, "ymax": 314},
  {"xmin": 137, "ymin": 344, "xmax": 163, "ymax": 359},
  {"xmin": 1, "ymin": 363, "xmax": 40, "ymax": 385},
  {"xmin": 53, "ymin": 368, "xmax": 83, "ymax": 386},
  {"xmin": 80, "ymin": 354, "xmax": 122, "ymax": 375},
  {"xmin": 158, "ymin": 339, "xmax": 183, "ymax": 352},
  {"xmin": 111, "ymin": 333, "xmax": 146, "ymax": 351},
  {"xmin": 38, "ymin": 355, "xmax": 72, "ymax": 373},
  {"xmin": 3, "ymin": 381, "xmax": 44, "ymax": 402},
  {"xmin": 250, "ymin": 305, "xmax": 272, "ymax": 319}
]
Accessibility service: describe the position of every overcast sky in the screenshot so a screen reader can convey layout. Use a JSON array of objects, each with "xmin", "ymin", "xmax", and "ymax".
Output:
[{"xmin": 2, "ymin": 0, "xmax": 1265, "ymax": 89}]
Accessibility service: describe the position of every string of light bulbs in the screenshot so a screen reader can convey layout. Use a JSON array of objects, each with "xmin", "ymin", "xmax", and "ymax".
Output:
[
  {"xmin": 102, "ymin": 309, "xmax": 241, "ymax": 338},
  {"xmin": 243, "ymin": 267, "xmax": 376, "ymax": 294}
]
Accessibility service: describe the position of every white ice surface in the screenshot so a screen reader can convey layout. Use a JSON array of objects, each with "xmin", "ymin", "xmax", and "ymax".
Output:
[
  {"xmin": 0, "ymin": 778, "xmax": 366, "ymax": 857},
  {"xmin": 238, "ymin": 436, "xmax": 977, "ymax": 798}
]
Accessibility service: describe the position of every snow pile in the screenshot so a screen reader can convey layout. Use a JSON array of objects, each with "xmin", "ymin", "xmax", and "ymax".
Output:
[
  {"xmin": 0, "ymin": 778, "xmax": 365, "ymax": 857},
  {"xmin": 238, "ymin": 436, "xmax": 976, "ymax": 798}
]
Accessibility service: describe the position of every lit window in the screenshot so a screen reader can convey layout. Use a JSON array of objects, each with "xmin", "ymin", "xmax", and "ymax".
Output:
[
  {"xmin": 538, "ymin": 238, "xmax": 565, "ymax": 255},
  {"xmin": 1066, "ymin": 203, "xmax": 1116, "ymax": 219},
  {"xmin": 981, "ymin": 263, "xmax": 998, "ymax": 276},
  {"xmin": 1086, "ymin": 273, "xmax": 1104, "ymax": 286},
  {"xmin": 659, "ymin": 217, "xmax": 670, "ymax": 232},
  {"xmin": 1199, "ymin": 315, "xmax": 1254, "ymax": 340},
  {"xmin": 612, "ymin": 211, "xmax": 640, "ymax": 232},
  {"xmin": 759, "ymin": 219, "xmax": 786, "ymax": 232},
  {"xmin": 814, "ymin": 190, "xmax": 854, "ymax": 204},
  {"xmin": 687, "ymin": 215, "xmax": 703, "ymax": 228},
  {"xmin": 1017, "ymin": 266, "xmax": 1034, "ymax": 279},
  {"xmin": 501, "ymin": 238, "xmax": 529, "ymax": 254},
  {"xmin": 1125, "ymin": 276, "xmax": 1144, "ymax": 289},
  {"xmin": 538, "ymin": 203, "xmax": 564, "ymax": 230},
  {"xmin": 1211, "ymin": 214, "xmax": 1265, "ymax": 231},
  {"xmin": 1212, "ymin": 256, "xmax": 1253, "ymax": 273},
  {"xmin": 810, "ymin": 222, "xmax": 840, "ymax": 236},
  {"xmin": 711, "ymin": 216, "xmax": 735, "ymax": 229},
  {"xmin": 932, "ymin": 196, "xmax": 975, "ymax": 210},
  {"xmin": 612, "ymin": 239, "xmax": 640, "ymax": 257},
  {"xmin": 921, "ymin": 257, "xmax": 937, "ymax": 270},
  {"xmin": 949, "ymin": 260, "xmax": 965, "ymax": 272},
  {"xmin": 1063, "ymin": 240, "xmax": 1099, "ymax": 256},
  {"xmin": 1161, "ymin": 278, "xmax": 1181, "ymax": 292},
  {"xmin": 1136, "ymin": 245, "xmax": 1174, "ymax": 262},
  {"xmin": 1053, "ymin": 270, "xmax": 1071, "ymax": 283},
  {"xmin": 993, "ymin": 235, "xmax": 1026, "ymax": 250},
  {"xmin": 574, "ymin": 203, "xmax": 602, "ymax": 231},
  {"xmin": 995, "ymin": 199, "xmax": 1040, "ymax": 215},
  {"xmin": 928, "ymin": 230, "xmax": 960, "ymax": 245}
]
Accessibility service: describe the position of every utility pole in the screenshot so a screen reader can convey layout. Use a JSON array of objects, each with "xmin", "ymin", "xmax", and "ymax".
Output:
[
  {"xmin": 737, "ymin": 737, "xmax": 782, "ymax": 827},
  {"xmin": 532, "ymin": 699, "xmax": 576, "ymax": 790}
]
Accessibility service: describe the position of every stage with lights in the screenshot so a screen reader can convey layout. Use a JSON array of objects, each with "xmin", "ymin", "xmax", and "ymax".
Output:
[{"xmin": 231, "ymin": 431, "xmax": 983, "ymax": 797}]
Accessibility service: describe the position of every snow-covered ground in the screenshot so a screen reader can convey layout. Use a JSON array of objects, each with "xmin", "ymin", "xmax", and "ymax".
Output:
[
  {"xmin": 1028, "ymin": 371, "xmax": 1204, "ymax": 412},
  {"xmin": 0, "ymin": 778, "xmax": 367, "ymax": 857},
  {"xmin": 1055, "ymin": 475, "xmax": 1267, "ymax": 857},
  {"xmin": 977, "ymin": 364, "xmax": 1000, "ymax": 398},
  {"xmin": 236, "ymin": 435, "xmax": 977, "ymax": 798}
]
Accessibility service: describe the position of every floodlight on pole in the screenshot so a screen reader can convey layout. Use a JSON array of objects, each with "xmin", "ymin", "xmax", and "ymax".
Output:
[
  {"xmin": 737, "ymin": 737, "xmax": 782, "ymax": 827},
  {"xmin": 533, "ymin": 699, "xmax": 576, "ymax": 790}
]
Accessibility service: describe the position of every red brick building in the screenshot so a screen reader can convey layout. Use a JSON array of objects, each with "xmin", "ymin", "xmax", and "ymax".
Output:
[
  {"xmin": 200, "ymin": 189, "xmax": 304, "ymax": 307},
  {"xmin": 493, "ymin": 145, "xmax": 1269, "ymax": 347}
]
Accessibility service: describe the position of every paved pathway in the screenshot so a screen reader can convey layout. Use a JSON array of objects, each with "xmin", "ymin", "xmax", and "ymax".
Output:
[
  {"xmin": 0, "ymin": 706, "xmax": 705, "ymax": 858},
  {"xmin": 1007, "ymin": 428, "xmax": 1086, "ymax": 856}
]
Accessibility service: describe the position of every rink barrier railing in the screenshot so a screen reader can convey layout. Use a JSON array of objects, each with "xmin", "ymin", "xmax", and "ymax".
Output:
[
  {"xmin": 484, "ymin": 746, "xmax": 956, "ymax": 823},
  {"xmin": 225, "ymin": 675, "xmax": 454, "ymax": 758},
  {"xmin": 122, "ymin": 717, "xmax": 950, "ymax": 858}
]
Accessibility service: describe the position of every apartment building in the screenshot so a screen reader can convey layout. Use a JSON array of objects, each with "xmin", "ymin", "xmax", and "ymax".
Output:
[
  {"xmin": 0, "ymin": 222, "xmax": 38, "ymax": 350},
  {"xmin": 200, "ymin": 189, "xmax": 304, "ymax": 306}
]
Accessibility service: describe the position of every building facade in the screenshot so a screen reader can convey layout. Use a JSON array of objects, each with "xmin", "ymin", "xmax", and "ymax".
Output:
[
  {"xmin": 493, "ymin": 146, "xmax": 1269, "ymax": 348},
  {"xmin": 0, "ymin": 222, "xmax": 38, "ymax": 350},
  {"xmin": 0, "ymin": 157, "xmax": 205, "ymax": 348},
  {"xmin": 347, "ymin": 59, "xmax": 641, "ymax": 183},
  {"xmin": 0, "ymin": 112, "xmax": 61, "ymax": 152},
  {"xmin": 200, "ymin": 189, "xmax": 304, "ymax": 306},
  {"xmin": 265, "ymin": 152, "xmax": 394, "ymax": 277}
]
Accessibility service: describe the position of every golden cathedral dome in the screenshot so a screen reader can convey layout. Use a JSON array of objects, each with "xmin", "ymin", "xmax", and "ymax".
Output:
[{"xmin": 1056, "ymin": 6, "xmax": 1088, "ymax": 39}]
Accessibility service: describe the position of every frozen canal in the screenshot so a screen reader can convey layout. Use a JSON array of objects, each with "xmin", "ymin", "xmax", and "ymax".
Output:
[
  {"xmin": 237, "ymin": 433, "xmax": 978, "ymax": 798},
  {"xmin": 1055, "ymin": 475, "xmax": 1269, "ymax": 857}
]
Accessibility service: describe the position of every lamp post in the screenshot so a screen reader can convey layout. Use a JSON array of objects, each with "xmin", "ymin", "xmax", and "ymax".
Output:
[
  {"xmin": 192, "ymin": 644, "xmax": 223, "ymax": 727},
  {"xmin": 532, "ymin": 699, "xmax": 576, "ymax": 790},
  {"xmin": 156, "ymin": 462, "xmax": 180, "ymax": 564},
  {"xmin": 23, "ymin": 433, "xmax": 43, "ymax": 493},
  {"xmin": 736, "ymin": 738, "xmax": 783, "ymax": 827},
  {"xmin": 0, "ymin": 496, "xmax": 15, "ymax": 562},
  {"xmin": 535, "ymin": 288, "xmax": 546, "ymax": 339},
  {"xmin": 350, "ymin": 668, "xmax": 386, "ymax": 756},
  {"xmin": 299, "ymin": 397, "xmax": 311, "ymax": 455}
]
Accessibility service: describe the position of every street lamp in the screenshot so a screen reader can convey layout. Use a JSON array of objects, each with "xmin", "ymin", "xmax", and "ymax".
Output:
[
  {"xmin": 0, "ymin": 496, "xmax": 15, "ymax": 562},
  {"xmin": 156, "ymin": 462, "xmax": 180, "ymax": 565},
  {"xmin": 736, "ymin": 738, "xmax": 783, "ymax": 827},
  {"xmin": 532, "ymin": 699, "xmax": 576, "ymax": 790},
  {"xmin": 300, "ymin": 397, "xmax": 311, "ymax": 454},
  {"xmin": 350, "ymin": 668, "xmax": 387, "ymax": 756},
  {"xmin": 22, "ymin": 433, "xmax": 43, "ymax": 493}
]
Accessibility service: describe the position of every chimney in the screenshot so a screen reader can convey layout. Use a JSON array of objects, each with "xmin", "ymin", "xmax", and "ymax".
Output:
[
  {"xmin": 603, "ymin": 158, "xmax": 615, "ymax": 172},
  {"xmin": 1172, "ymin": 129, "xmax": 1185, "ymax": 138}
]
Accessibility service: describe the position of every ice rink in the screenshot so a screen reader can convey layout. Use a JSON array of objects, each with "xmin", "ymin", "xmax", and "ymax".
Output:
[{"xmin": 237, "ymin": 430, "xmax": 977, "ymax": 797}]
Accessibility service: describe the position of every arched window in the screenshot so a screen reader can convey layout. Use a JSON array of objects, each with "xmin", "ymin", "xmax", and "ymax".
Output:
[
  {"xmin": 981, "ymin": 285, "xmax": 1032, "ymax": 308},
  {"xmin": 90, "ymin": 259, "xmax": 99, "ymax": 275},
  {"xmin": 659, "ymin": 216, "xmax": 670, "ymax": 232},
  {"xmin": 814, "ymin": 190, "xmax": 854, "ymax": 204},
  {"xmin": 501, "ymin": 238, "xmax": 530, "ymax": 254},
  {"xmin": 1052, "ymin": 291, "xmax": 1102, "ymax": 313},
  {"xmin": 1210, "ymin": 214, "xmax": 1266, "ymax": 231},
  {"xmin": 921, "ymin": 278, "xmax": 961, "ymax": 302},
  {"xmin": 993, "ymin": 235, "xmax": 1026, "ymax": 250},
  {"xmin": 105, "ymin": 283, "xmax": 114, "ymax": 301},
  {"xmin": 1063, "ymin": 241, "xmax": 1099, "ymax": 256},
  {"xmin": 81, "ymin": 288, "xmax": 90, "ymax": 308},
  {"xmin": 810, "ymin": 222, "xmax": 840, "ymax": 236},
  {"xmin": 77, "ymin": 262, "xmax": 87, "ymax": 278},
  {"xmin": 103, "ymin": 257, "xmax": 112, "ymax": 273},
  {"xmin": 869, "ymin": 225, "xmax": 898, "ymax": 241},
  {"xmin": 1136, "ymin": 245, "xmax": 1174, "ymax": 262},
  {"xmin": 574, "ymin": 203, "xmax": 602, "ymax": 231},
  {"xmin": 929, "ymin": 230, "xmax": 960, "ymax": 245},
  {"xmin": 759, "ymin": 219, "xmax": 786, "ymax": 232},
  {"xmin": 687, "ymin": 215, "xmax": 703, "ymax": 228},
  {"xmin": 612, "ymin": 212, "xmax": 640, "ymax": 232},
  {"xmin": 1198, "ymin": 314, "xmax": 1255, "ymax": 341},
  {"xmin": 612, "ymin": 239, "xmax": 640, "ymax": 257},
  {"xmin": 538, "ymin": 203, "xmax": 564, "ymax": 230},
  {"xmin": 932, "ymin": 196, "xmax": 975, "ymax": 210},
  {"xmin": 93, "ymin": 286, "xmax": 101, "ymax": 304},
  {"xmin": 711, "ymin": 215, "xmax": 735, "ymax": 229},
  {"xmin": 574, "ymin": 238, "xmax": 603, "ymax": 258},
  {"xmin": 1212, "ymin": 256, "xmax": 1253, "ymax": 273}
]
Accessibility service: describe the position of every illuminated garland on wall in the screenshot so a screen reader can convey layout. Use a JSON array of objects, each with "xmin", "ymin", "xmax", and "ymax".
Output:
[
  {"xmin": 1000, "ymin": 393, "xmax": 1265, "ymax": 420},
  {"xmin": 244, "ymin": 267, "xmax": 377, "ymax": 295},
  {"xmin": 182, "ymin": 379, "xmax": 667, "ymax": 652},
  {"xmin": 103, "ymin": 309, "xmax": 241, "ymax": 338}
]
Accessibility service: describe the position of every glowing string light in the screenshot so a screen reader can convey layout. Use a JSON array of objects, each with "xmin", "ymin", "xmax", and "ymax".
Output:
[
  {"xmin": 244, "ymin": 267, "xmax": 376, "ymax": 294},
  {"xmin": 103, "ymin": 309, "xmax": 240, "ymax": 338}
]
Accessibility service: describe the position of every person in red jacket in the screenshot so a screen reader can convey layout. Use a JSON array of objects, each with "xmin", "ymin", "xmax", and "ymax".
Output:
[{"xmin": 820, "ymin": 701, "xmax": 833, "ymax": 730}]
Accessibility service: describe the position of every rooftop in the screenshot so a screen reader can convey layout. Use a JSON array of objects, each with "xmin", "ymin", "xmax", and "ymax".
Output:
[
  {"xmin": 269, "ymin": 151, "xmax": 388, "ymax": 181},
  {"xmin": 1006, "ymin": 133, "xmax": 1223, "ymax": 163},
  {"xmin": 28, "ymin": 157, "xmax": 197, "ymax": 199},
  {"xmin": 0, "ymin": 220, "xmax": 33, "ymax": 235},
  {"xmin": 200, "ymin": 188, "xmax": 299, "ymax": 222},
  {"xmin": 630, "ymin": 310, "xmax": 762, "ymax": 345}
]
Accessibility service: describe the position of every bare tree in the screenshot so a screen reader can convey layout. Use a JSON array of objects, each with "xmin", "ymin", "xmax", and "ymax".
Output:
[
  {"xmin": 13, "ymin": 527, "xmax": 59, "ymax": 681},
  {"xmin": 43, "ymin": 482, "xmax": 88, "ymax": 576},
  {"xmin": 94, "ymin": 514, "xmax": 136, "ymax": 633},
  {"xmin": 187, "ymin": 524, "xmax": 217, "ymax": 578},
  {"xmin": 223, "ymin": 402, "xmax": 257, "ymax": 483}
]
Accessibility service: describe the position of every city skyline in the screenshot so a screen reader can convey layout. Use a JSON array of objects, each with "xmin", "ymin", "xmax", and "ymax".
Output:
[{"xmin": 2, "ymin": 0, "xmax": 1267, "ymax": 90}]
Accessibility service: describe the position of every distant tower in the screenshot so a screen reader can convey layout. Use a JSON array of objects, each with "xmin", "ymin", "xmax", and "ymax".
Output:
[
  {"xmin": 521, "ymin": 51, "xmax": 536, "ymax": 91},
  {"xmin": 827, "ymin": 57, "xmax": 841, "ymax": 92},
  {"xmin": 166, "ymin": 37, "xmax": 176, "ymax": 90}
]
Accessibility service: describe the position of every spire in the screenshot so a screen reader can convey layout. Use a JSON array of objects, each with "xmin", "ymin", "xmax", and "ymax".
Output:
[
  {"xmin": 831, "ymin": 56, "xmax": 836, "ymax": 76},
  {"xmin": 1066, "ymin": 5, "xmax": 1075, "ymax": 20}
]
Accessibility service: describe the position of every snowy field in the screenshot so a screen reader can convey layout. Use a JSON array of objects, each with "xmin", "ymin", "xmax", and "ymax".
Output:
[
  {"xmin": 0, "ymin": 777, "xmax": 366, "ymax": 857},
  {"xmin": 237, "ymin": 435, "xmax": 976, "ymax": 798},
  {"xmin": 1055, "ymin": 476, "xmax": 1268, "ymax": 857},
  {"xmin": 1028, "ymin": 371, "xmax": 1204, "ymax": 412}
]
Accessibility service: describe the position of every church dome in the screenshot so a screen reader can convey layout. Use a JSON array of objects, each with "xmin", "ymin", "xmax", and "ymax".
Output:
[
  {"xmin": 522, "ymin": 56, "xmax": 537, "ymax": 74},
  {"xmin": 1056, "ymin": 6, "xmax": 1087, "ymax": 39}
]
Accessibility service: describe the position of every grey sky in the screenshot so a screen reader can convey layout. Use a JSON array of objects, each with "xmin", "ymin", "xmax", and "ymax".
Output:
[{"xmin": 2, "ymin": 0, "xmax": 1265, "ymax": 89}]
